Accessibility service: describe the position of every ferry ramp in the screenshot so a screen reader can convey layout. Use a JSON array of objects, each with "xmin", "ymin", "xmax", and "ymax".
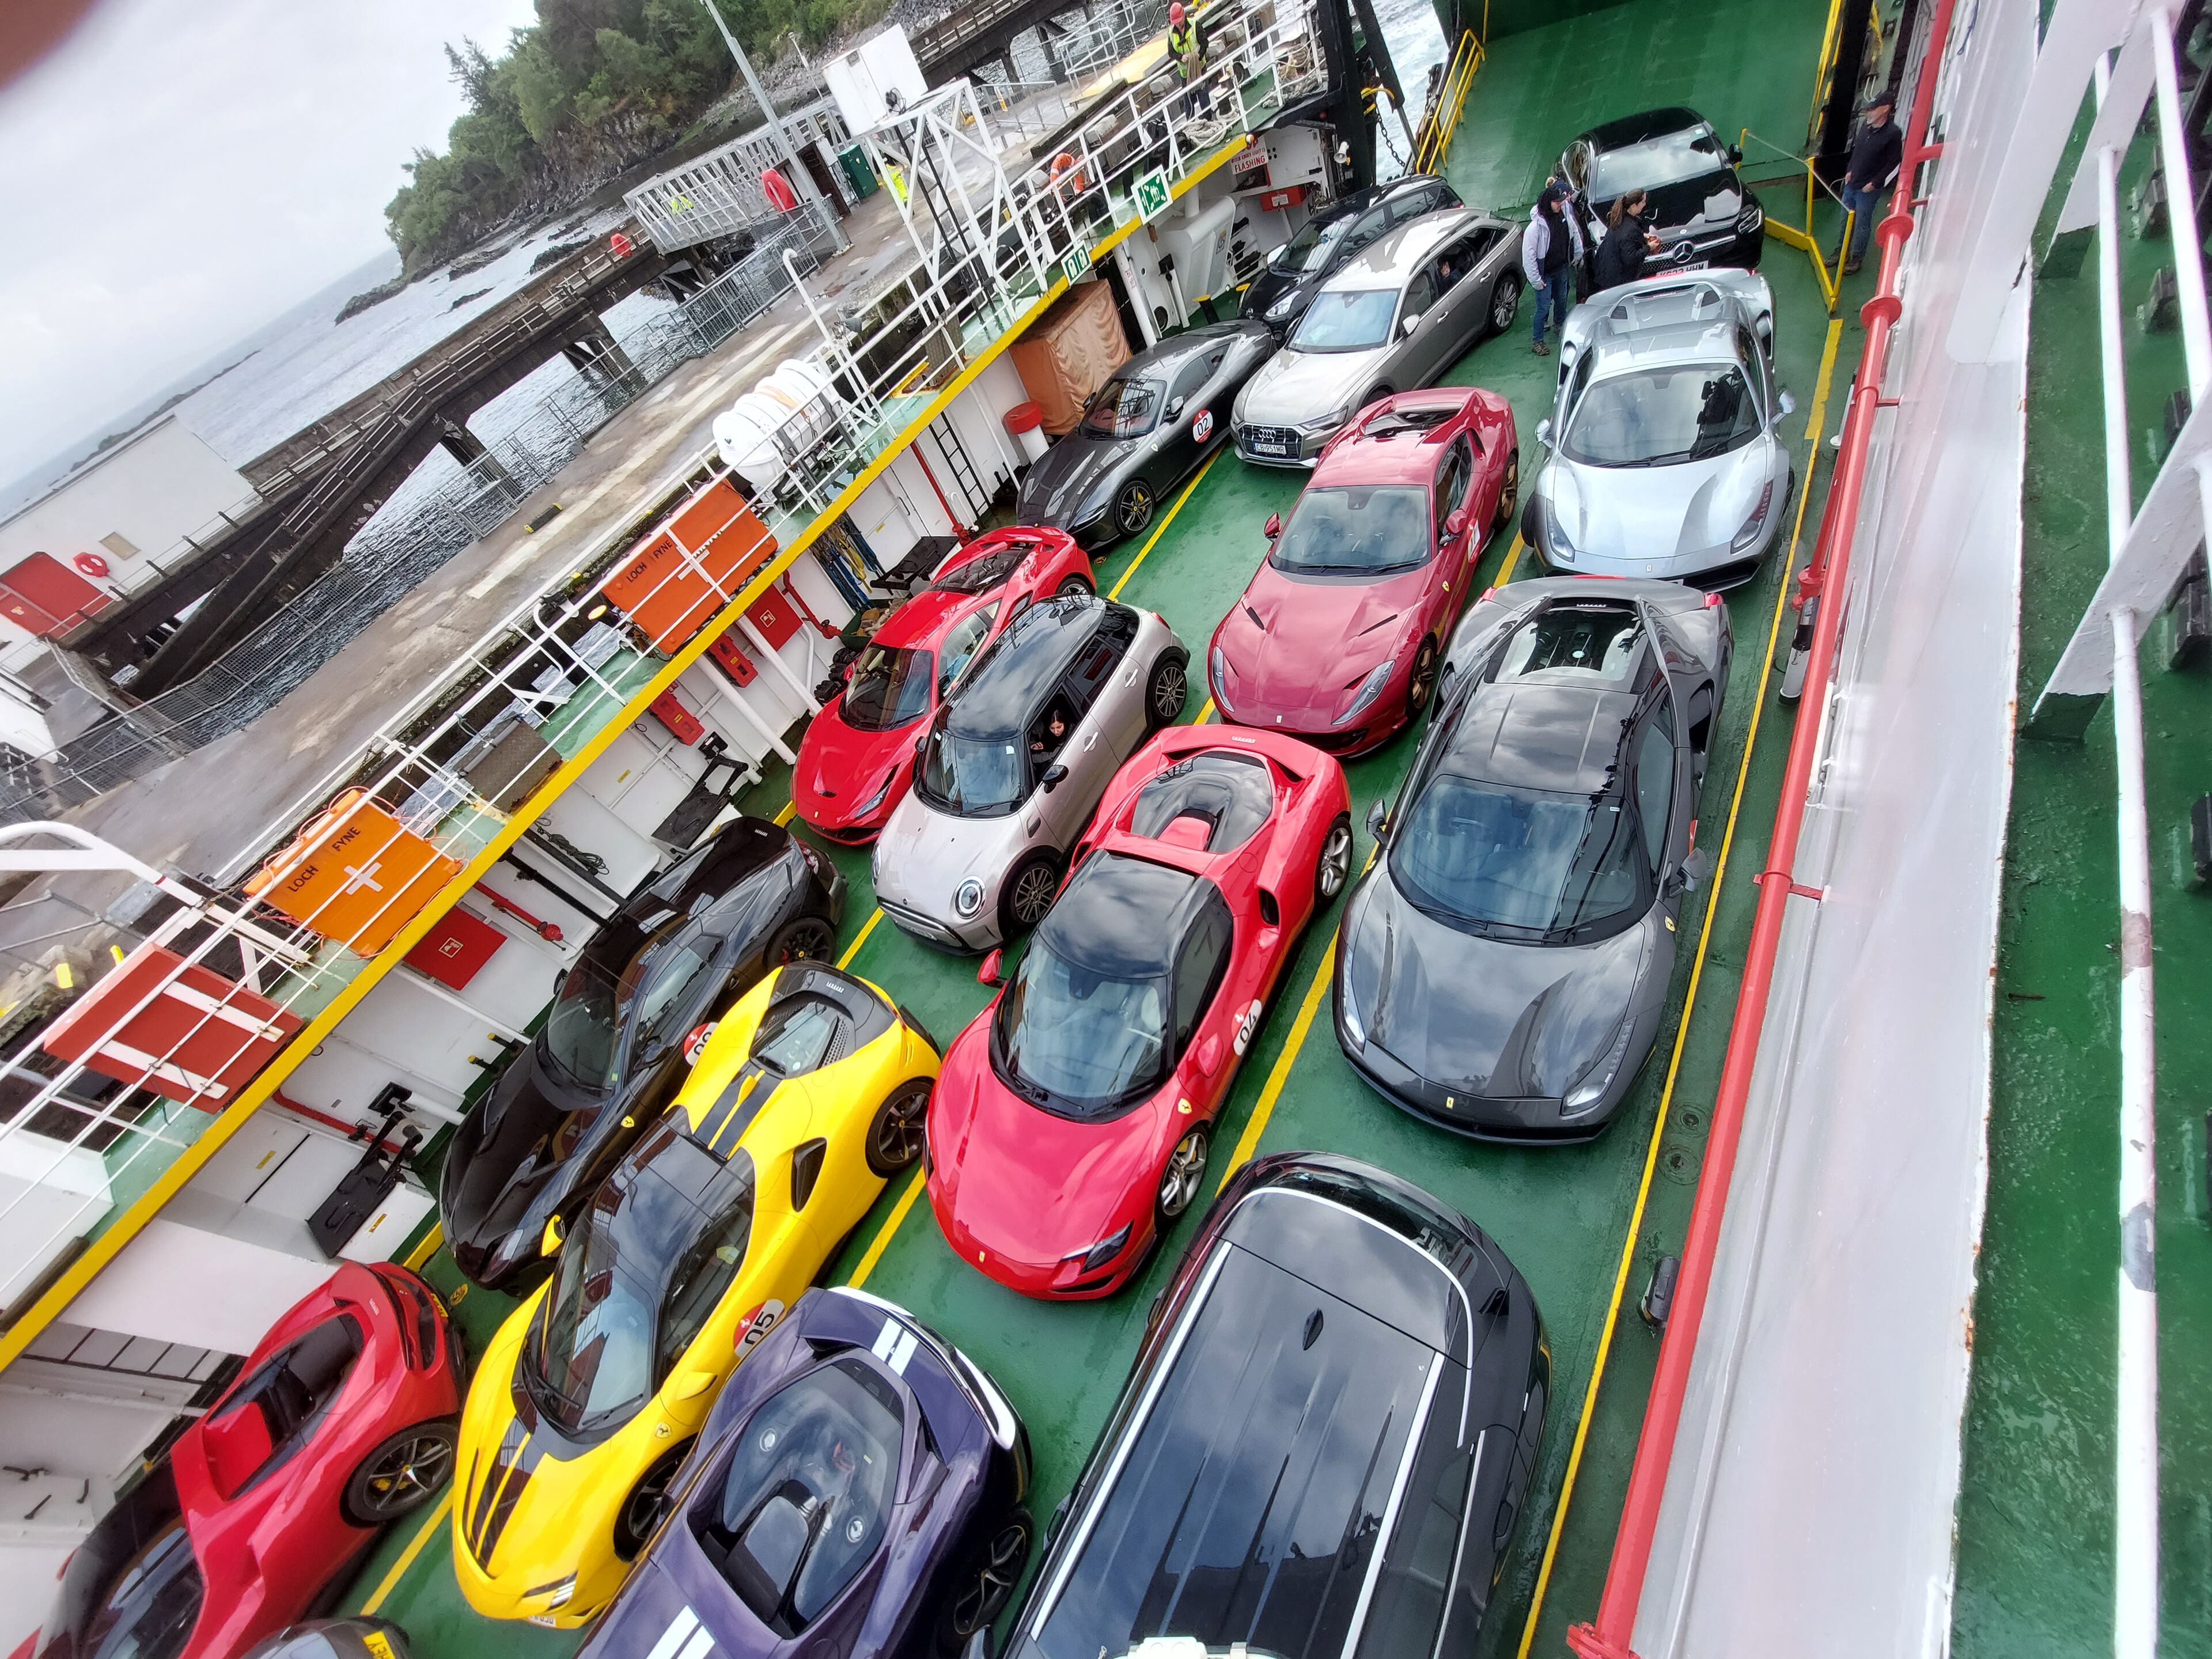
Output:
[{"xmin": 331, "ymin": 3, "xmax": 1855, "ymax": 1657}]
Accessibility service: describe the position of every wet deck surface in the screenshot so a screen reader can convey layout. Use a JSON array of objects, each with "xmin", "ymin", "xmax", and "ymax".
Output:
[{"xmin": 335, "ymin": 4, "xmax": 1865, "ymax": 1654}]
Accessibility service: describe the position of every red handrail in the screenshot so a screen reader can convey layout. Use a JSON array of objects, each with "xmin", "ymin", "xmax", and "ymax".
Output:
[{"xmin": 1565, "ymin": 3, "xmax": 1960, "ymax": 1652}]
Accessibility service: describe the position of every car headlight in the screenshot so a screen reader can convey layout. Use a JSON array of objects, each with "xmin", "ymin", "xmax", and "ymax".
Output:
[
  {"xmin": 1731, "ymin": 479, "xmax": 1777, "ymax": 553},
  {"xmin": 1737, "ymin": 203, "xmax": 1764, "ymax": 233},
  {"xmin": 1209, "ymin": 645, "xmax": 1234, "ymax": 711},
  {"xmin": 1336, "ymin": 660, "xmax": 1393, "ymax": 726},
  {"xmin": 1542, "ymin": 499, "xmax": 1578, "ymax": 563},
  {"xmin": 1301, "ymin": 395, "xmax": 1359, "ymax": 434},
  {"xmin": 954, "ymin": 878, "xmax": 985, "ymax": 918},
  {"xmin": 1339, "ymin": 984, "xmax": 1366, "ymax": 1048},
  {"xmin": 1564, "ymin": 1013, "xmax": 1637, "ymax": 1115},
  {"xmin": 1066, "ymin": 1224, "xmax": 1132, "ymax": 1273},
  {"xmin": 527, "ymin": 1575, "xmax": 577, "ymax": 1608},
  {"xmin": 854, "ymin": 770, "xmax": 896, "ymax": 816},
  {"xmin": 1266, "ymin": 293, "xmax": 1298, "ymax": 320}
]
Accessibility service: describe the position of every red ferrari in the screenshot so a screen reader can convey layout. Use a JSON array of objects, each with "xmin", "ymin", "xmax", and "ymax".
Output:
[
  {"xmin": 1206, "ymin": 387, "xmax": 1517, "ymax": 755},
  {"xmin": 924, "ymin": 726, "xmax": 1352, "ymax": 1298},
  {"xmin": 24, "ymin": 1263, "xmax": 460, "ymax": 1659},
  {"xmin": 794, "ymin": 527, "xmax": 1090, "ymax": 843}
]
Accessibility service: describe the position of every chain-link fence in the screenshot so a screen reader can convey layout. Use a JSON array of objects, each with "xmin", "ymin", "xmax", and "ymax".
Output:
[{"xmin": 0, "ymin": 210, "xmax": 832, "ymax": 824}]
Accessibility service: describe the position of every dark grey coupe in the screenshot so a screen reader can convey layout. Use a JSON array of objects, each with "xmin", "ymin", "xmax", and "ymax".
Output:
[
  {"xmin": 1334, "ymin": 578, "xmax": 1730, "ymax": 1140},
  {"xmin": 1014, "ymin": 321, "xmax": 1276, "ymax": 548}
]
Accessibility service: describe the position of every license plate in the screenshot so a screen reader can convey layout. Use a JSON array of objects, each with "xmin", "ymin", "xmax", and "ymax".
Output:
[
  {"xmin": 1250, "ymin": 434, "xmax": 1293, "ymax": 457},
  {"xmin": 528, "ymin": 1617, "xmax": 559, "ymax": 1630}
]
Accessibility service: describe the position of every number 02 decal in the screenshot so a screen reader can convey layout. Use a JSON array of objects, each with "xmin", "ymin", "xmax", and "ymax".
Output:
[{"xmin": 1192, "ymin": 408, "xmax": 1213, "ymax": 444}]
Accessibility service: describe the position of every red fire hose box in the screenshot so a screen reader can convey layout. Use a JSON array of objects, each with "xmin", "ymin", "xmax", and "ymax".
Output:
[{"xmin": 42, "ymin": 944, "xmax": 301, "ymax": 1110}]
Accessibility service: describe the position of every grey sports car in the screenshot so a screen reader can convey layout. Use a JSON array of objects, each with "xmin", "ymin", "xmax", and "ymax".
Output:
[
  {"xmin": 1522, "ymin": 267, "xmax": 1793, "ymax": 589},
  {"xmin": 1230, "ymin": 207, "xmax": 1521, "ymax": 467},
  {"xmin": 872, "ymin": 593, "xmax": 1187, "ymax": 951},
  {"xmin": 1333, "ymin": 577, "xmax": 1730, "ymax": 1141},
  {"xmin": 1015, "ymin": 321, "xmax": 1278, "ymax": 548}
]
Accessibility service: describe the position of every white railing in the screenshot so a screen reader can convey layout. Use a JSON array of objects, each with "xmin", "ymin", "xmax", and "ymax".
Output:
[{"xmin": 625, "ymin": 95, "xmax": 854, "ymax": 253}]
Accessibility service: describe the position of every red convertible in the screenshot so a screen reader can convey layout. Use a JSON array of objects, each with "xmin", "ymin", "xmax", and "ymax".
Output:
[
  {"xmin": 22, "ymin": 1263, "xmax": 460, "ymax": 1659},
  {"xmin": 923, "ymin": 726, "xmax": 1351, "ymax": 1298},
  {"xmin": 793, "ymin": 528, "xmax": 1091, "ymax": 843},
  {"xmin": 1206, "ymin": 387, "xmax": 1517, "ymax": 754}
]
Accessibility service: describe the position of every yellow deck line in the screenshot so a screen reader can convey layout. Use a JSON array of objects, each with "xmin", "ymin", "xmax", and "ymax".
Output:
[
  {"xmin": 836, "ymin": 909, "xmax": 884, "ymax": 969},
  {"xmin": 1511, "ymin": 316, "xmax": 1845, "ymax": 1658},
  {"xmin": 1107, "ymin": 450, "xmax": 1223, "ymax": 600},
  {"xmin": 402, "ymin": 1225, "xmax": 444, "ymax": 1273},
  {"xmin": 358, "ymin": 1492, "xmax": 454, "ymax": 1615},
  {"xmin": 774, "ymin": 801, "xmax": 797, "ymax": 825},
  {"xmin": 1195, "ymin": 698, "xmax": 1216, "ymax": 724},
  {"xmin": 847, "ymin": 1169, "xmax": 927, "ymax": 1287},
  {"xmin": 1218, "ymin": 938, "xmax": 1338, "ymax": 1187},
  {"xmin": 1495, "ymin": 530, "xmax": 1525, "ymax": 585},
  {"xmin": 0, "ymin": 137, "xmax": 1259, "ymax": 1375}
]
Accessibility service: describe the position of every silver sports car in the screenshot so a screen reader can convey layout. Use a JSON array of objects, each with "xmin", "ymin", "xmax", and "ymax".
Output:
[
  {"xmin": 1230, "ymin": 207, "xmax": 1521, "ymax": 467},
  {"xmin": 1521, "ymin": 268, "xmax": 1794, "ymax": 589},
  {"xmin": 872, "ymin": 593, "xmax": 1188, "ymax": 950}
]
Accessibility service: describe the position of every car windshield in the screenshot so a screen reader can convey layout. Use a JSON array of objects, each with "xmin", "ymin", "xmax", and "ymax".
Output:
[
  {"xmin": 1270, "ymin": 211, "xmax": 1347, "ymax": 272},
  {"xmin": 915, "ymin": 711, "xmax": 1028, "ymax": 818},
  {"xmin": 80, "ymin": 1520, "xmax": 203, "ymax": 1659},
  {"xmin": 1290, "ymin": 287, "xmax": 1399, "ymax": 353},
  {"xmin": 1389, "ymin": 776, "xmax": 1644, "ymax": 939},
  {"xmin": 541, "ymin": 952, "xmax": 626, "ymax": 1089},
  {"xmin": 1589, "ymin": 127, "xmax": 1728, "ymax": 196},
  {"xmin": 995, "ymin": 939, "xmax": 1166, "ymax": 1118},
  {"xmin": 525, "ymin": 1126, "xmax": 754, "ymax": 1436},
  {"xmin": 930, "ymin": 544, "xmax": 1027, "ymax": 595},
  {"xmin": 1563, "ymin": 365, "xmax": 1759, "ymax": 467},
  {"xmin": 1270, "ymin": 484, "xmax": 1432, "ymax": 575},
  {"xmin": 1083, "ymin": 376, "xmax": 1164, "ymax": 438},
  {"xmin": 842, "ymin": 643, "xmax": 935, "ymax": 731}
]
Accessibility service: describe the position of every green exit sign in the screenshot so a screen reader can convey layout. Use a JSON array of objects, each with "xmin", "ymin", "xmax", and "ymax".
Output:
[
  {"xmin": 1134, "ymin": 168, "xmax": 1172, "ymax": 222},
  {"xmin": 1063, "ymin": 243, "xmax": 1091, "ymax": 282}
]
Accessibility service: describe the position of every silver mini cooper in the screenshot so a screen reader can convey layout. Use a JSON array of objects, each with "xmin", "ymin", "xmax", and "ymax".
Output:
[
  {"xmin": 1522, "ymin": 268, "xmax": 1794, "ymax": 589},
  {"xmin": 871, "ymin": 593, "xmax": 1188, "ymax": 950}
]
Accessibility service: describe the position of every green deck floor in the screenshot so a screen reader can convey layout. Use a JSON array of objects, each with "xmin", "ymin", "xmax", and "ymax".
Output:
[{"xmin": 335, "ymin": 2, "xmax": 1864, "ymax": 1652}]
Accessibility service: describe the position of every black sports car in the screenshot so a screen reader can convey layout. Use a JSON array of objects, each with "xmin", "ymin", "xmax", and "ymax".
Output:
[
  {"xmin": 573, "ymin": 1287, "xmax": 1032, "ymax": 1659},
  {"xmin": 440, "ymin": 816, "xmax": 844, "ymax": 1290},
  {"xmin": 1015, "ymin": 321, "xmax": 1276, "ymax": 548},
  {"xmin": 1241, "ymin": 173, "xmax": 1464, "ymax": 335},
  {"xmin": 984, "ymin": 1152, "xmax": 1546, "ymax": 1659},
  {"xmin": 1335, "ymin": 578, "xmax": 1730, "ymax": 1141},
  {"xmin": 1560, "ymin": 107, "xmax": 1763, "ymax": 271}
]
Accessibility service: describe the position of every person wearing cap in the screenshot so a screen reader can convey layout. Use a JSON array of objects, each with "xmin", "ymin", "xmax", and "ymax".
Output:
[
  {"xmin": 1841, "ymin": 90, "xmax": 1904, "ymax": 274},
  {"xmin": 1521, "ymin": 177, "xmax": 1586, "ymax": 355}
]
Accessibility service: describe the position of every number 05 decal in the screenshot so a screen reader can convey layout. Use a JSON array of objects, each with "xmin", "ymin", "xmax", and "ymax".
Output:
[{"xmin": 1232, "ymin": 998, "xmax": 1264, "ymax": 1056}]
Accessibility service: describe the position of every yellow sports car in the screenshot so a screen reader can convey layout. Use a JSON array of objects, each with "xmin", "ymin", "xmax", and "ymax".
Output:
[{"xmin": 451, "ymin": 963, "xmax": 938, "ymax": 1627}]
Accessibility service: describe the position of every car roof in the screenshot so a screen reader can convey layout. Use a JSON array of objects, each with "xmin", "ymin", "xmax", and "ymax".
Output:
[
  {"xmin": 1311, "ymin": 389, "xmax": 1482, "ymax": 487},
  {"xmin": 943, "ymin": 593, "xmax": 1106, "ymax": 740},
  {"xmin": 1037, "ymin": 849, "xmax": 1210, "ymax": 977},
  {"xmin": 1578, "ymin": 279, "xmax": 1753, "ymax": 376},
  {"xmin": 1325, "ymin": 208, "xmax": 1475, "ymax": 289},
  {"xmin": 1578, "ymin": 105, "xmax": 1710, "ymax": 150},
  {"xmin": 1119, "ymin": 320, "xmax": 1267, "ymax": 377}
]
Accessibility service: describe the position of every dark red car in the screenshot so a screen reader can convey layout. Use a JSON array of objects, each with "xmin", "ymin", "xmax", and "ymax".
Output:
[
  {"xmin": 1206, "ymin": 388, "xmax": 1517, "ymax": 754},
  {"xmin": 923, "ymin": 726, "xmax": 1352, "ymax": 1299},
  {"xmin": 24, "ymin": 1263, "xmax": 460, "ymax": 1659},
  {"xmin": 794, "ymin": 528, "xmax": 1091, "ymax": 843}
]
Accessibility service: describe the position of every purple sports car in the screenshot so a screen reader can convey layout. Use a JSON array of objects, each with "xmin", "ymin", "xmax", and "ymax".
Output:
[{"xmin": 574, "ymin": 1286, "xmax": 1033, "ymax": 1659}]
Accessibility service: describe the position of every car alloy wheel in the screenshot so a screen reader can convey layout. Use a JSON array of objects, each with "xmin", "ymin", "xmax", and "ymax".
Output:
[
  {"xmin": 1494, "ymin": 448, "xmax": 1520, "ymax": 533},
  {"xmin": 1316, "ymin": 815, "xmax": 1353, "ymax": 903},
  {"xmin": 1146, "ymin": 654, "xmax": 1188, "ymax": 729},
  {"xmin": 772, "ymin": 915, "xmax": 835, "ymax": 964},
  {"xmin": 1056, "ymin": 573, "xmax": 1093, "ymax": 596},
  {"xmin": 944, "ymin": 1512, "xmax": 1033, "ymax": 1643},
  {"xmin": 1406, "ymin": 639, "xmax": 1441, "ymax": 720},
  {"xmin": 867, "ymin": 1078, "xmax": 932, "ymax": 1176},
  {"xmin": 1003, "ymin": 852, "xmax": 1062, "ymax": 934},
  {"xmin": 1158, "ymin": 1127, "xmax": 1210, "ymax": 1221},
  {"xmin": 1116, "ymin": 480, "xmax": 1154, "ymax": 535},
  {"xmin": 615, "ymin": 1442, "xmax": 693, "ymax": 1560},
  {"xmin": 344, "ymin": 1421, "xmax": 457, "ymax": 1525},
  {"xmin": 1490, "ymin": 272, "xmax": 1521, "ymax": 335}
]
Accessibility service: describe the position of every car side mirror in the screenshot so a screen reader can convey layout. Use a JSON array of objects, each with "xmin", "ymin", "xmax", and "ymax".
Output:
[
  {"xmin": 1777, "ymin": 389, "xmax": 1797, "ymax": 416},
  {"xmin": 1040, "ymin": 763, "xmax": 1069, "ymax": 793},
  {"xmin": 1671, "ymin": 847, "xmax": 1713, "ymax": 895},
  {"xmin": 978, "ymin": 948, "xmax": 1003, "ymax": 986},
  {"xmin": 1366, "ymin": 799, "xmax": 1389, "ymax": 839},
  {"xmin": 1263, "ymin": 512, "xmax": 1282, "ymax": 540},
  {"xmin": 1444, "ymin": 508, "xmax": 1469, "ymax": 540},
  {"xmin": 540, "ymin": 1215, "xmax": 565, "ymax": 1257},
  {"xmin": 1194, "ymin": 1033, "xmax": 1224, "ymax": 1075},
  {"xmin": 1167, "ymin": 396, "xmax": 1185, "ymax": 421},
  {"xmin": 1726, "ymin": 142, "xmax": 1745, "ymax": 165},
  {"xmin": 1401, "ymin": 313, "xmax": 1422, "ymax": 337},
  {"xmin": 1536, "ymin": 418, "xmax": 1553, "ymax": 446}
]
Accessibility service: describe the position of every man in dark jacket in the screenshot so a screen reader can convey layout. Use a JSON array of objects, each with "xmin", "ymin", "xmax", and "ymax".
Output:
[
  {"xmin": 1522, "ymin": 180, "xmax": 1585, "ymax": 354},
  {"xmin": 1593, "ymin": 188, "xmax": 1660, "ymax": 292},
  {"xmin": 1842, "ymin": 92, "xmax": 1904, "ymax": 274}
]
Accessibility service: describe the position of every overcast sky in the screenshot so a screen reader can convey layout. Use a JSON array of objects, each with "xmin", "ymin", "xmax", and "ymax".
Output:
[{"xmin": 0, "ymin": 0, "xmax": 541, "ymax": 489}]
